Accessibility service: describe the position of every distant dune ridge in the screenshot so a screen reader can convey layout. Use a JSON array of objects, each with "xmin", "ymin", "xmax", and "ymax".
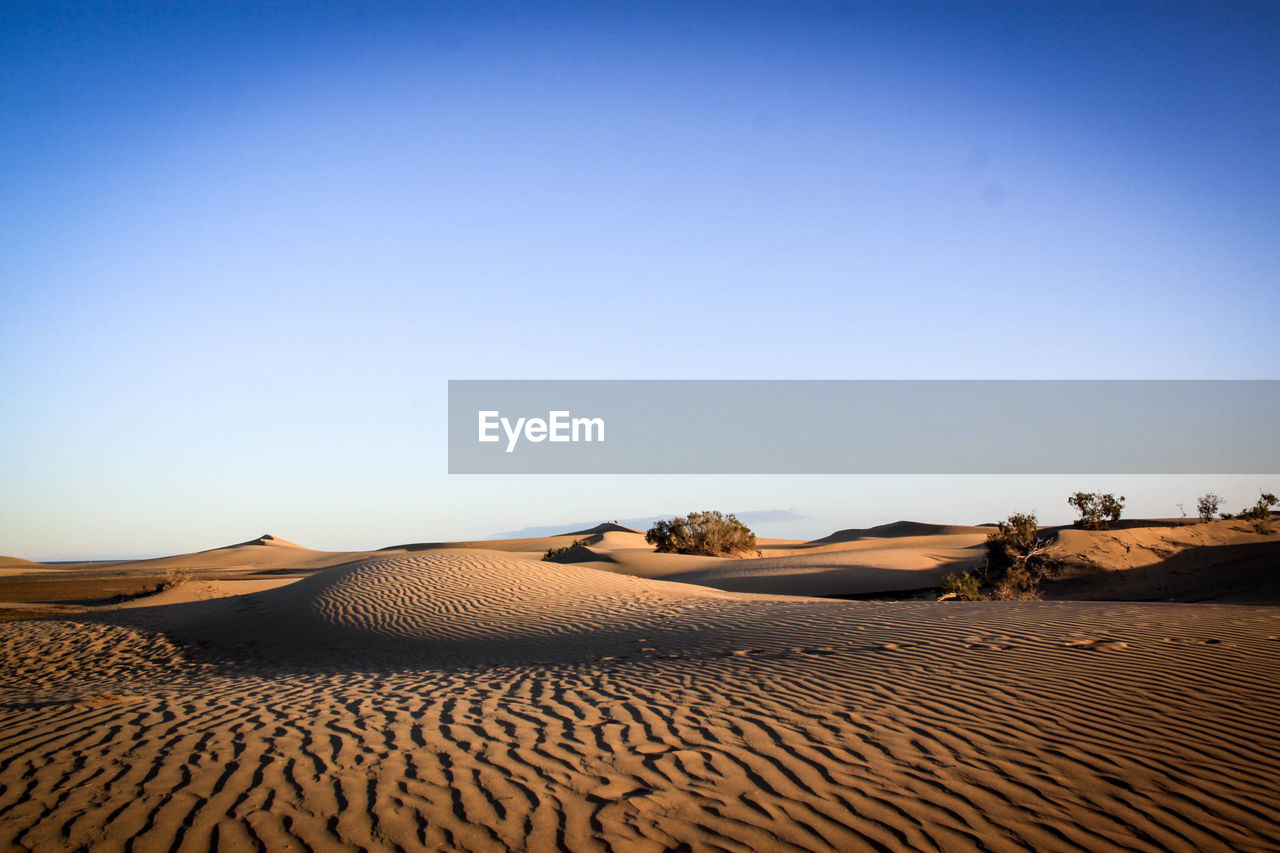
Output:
[
  {"xmin": 1, "ymin": 518, "xmax": 1279, "ymax": 850},
  {"xmin": 806, "ymin": 520, "xmax": 996, "ymax": 544},
  {"xmin": 230, "ymin": 532, "xmax": 307, "ymax": 548}
]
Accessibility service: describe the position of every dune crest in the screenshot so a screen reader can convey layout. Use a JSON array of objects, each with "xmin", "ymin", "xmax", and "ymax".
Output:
[
  {"xmin": 225, "ymin": 533, "xmax": 308, "ymax": 549},
  {"xmin": 566, "ymin": 521, "xmax": 644, "ymax": 536},
  {"xmin": 807, "ymin": 520, "xmax": 994, "ymax": 544}
]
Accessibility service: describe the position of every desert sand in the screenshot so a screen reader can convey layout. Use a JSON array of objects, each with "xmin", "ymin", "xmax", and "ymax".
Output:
[{"xmin": 2, "ymin": 520, "xmax": 1279, "ymax": 851}]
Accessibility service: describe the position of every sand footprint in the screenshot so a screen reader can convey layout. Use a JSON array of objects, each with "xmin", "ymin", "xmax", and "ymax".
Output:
[
  {"xmin": 963, "ymin": 635, "xmax": 1013, "ymax": 651},
  {"xmin": 1160, "ymin": 637, "xmax": 1224, "ymax": 646},
  {"xmin": 1065, "ymin": 638, "xmax": 1129, "ymax": 651},
  {"xmin": 782, "ymin": 646, "xmax": 841, "ymax": 656}
]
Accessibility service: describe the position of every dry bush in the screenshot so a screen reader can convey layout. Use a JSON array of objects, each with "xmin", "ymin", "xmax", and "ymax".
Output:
[
  {"xmin": 981, "ymin": 512, "xmax": 1058, "ymax": 599},
  {"xmin": 645, "ymin": 511, "xmax": 757, "ymax": 556},
  {"xmin": 992, "ymin": 564, "xmax": 1043, "ymax": 600},
  {"xmin": 155, "ymin": 567, "xmax": 191, "ymax": 593}
]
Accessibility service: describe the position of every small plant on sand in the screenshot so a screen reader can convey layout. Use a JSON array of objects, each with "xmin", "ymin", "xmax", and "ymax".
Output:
[
  {"xmin": 155, "ymin": 567, "xmax": 191, "ymax": 593},
  {"xmin": 1240, "ymin": 492, "xmax": 1278, "ymax": 534},
  {"xmin": 542, "ymin": 538, "xmax": 590, "ymax": 561},
  {"xmin": 981, "ymin": 512, "xmax": 1058, "ymax": 600},
  {"xmin": 1068, "ymin": 491, "xmax": 1125, "ymax": 530},
  {"xmin": 938, "ymin": 571, "xmax": 985, "ymax": 601},
  {"xmin": 1196, "ymin": 493, "xmax": 1225, "ymax": 522},
  {"xmin": 645, "ymin": 511, "xmax": 757, "ymax": 556}
]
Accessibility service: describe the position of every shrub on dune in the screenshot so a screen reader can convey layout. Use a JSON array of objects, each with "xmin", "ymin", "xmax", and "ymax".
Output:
[
  {"xmin": 542, "ymin": 538, "xmax": 590, "ymax": 561},
  {"xmin": 1240, "ymin": 492, "xmax": 1278, "ymax": 534},
  {"xmin": 980, "ymin": 512, "xmax": 1059, "ymax": 600},
  {"xmin": 645, "ymin": 511, "xmax": 757, "ymax": 556},
  {"xmin": 1068, "ymin": 491, "xmax": 1125, "ymax": 530},
  {"xmin": 155, "ymin": 567, "xmax": 190, "ymax": 593},
  {"xmin": 1196, "ymin": 493, "xmax": 1225, "ymax": 522},
  {"xmin": 939, "ymin": 571, "xmax": 985, "ymax": 601}
]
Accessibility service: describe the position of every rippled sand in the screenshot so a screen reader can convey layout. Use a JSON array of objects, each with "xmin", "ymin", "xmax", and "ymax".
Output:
[{"xmin": 2, "ymin": 550, "xmax": 1279, "ymax": 851}]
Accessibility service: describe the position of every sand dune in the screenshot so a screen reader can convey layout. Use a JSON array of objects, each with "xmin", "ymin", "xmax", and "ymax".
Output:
[
  {"xmin": 1050, "ymin": 517, "xmax": 1272, "ymax": 570},
  {"xmin": 566, "ymin": 522, "xmax": 645, "ymax": 537},
  {"xmin": 102, "ymin": 552, "xmax": 757, "ymax": 667},
  {"xmin": 1046, "ymin": 518, "xmax": 1280, "ymax": 603},
  {"xmin": 806, "ymin": 520, "xmax": 994, "ymax": 545},
  {"xmin": 590, "ymin": 525, "xmax": 989, "ymax": 596},
  {"xmin": 1, "ymin": 548, "xmax": 1279, "ymax": 851},
  {"xmin": 2, "ymin": 522, "xmax": 1280, "ymax": 850},
  {"xmin": 658, "ymin": 546, "xmax": 984, "ymax": 597},
  {"xmin": 38, "ymin": 533, "xmax": 359, "ymax": 576},
  {"xmin": 0, "ymin": 534, "xmax": 375, "ymax": 616}
]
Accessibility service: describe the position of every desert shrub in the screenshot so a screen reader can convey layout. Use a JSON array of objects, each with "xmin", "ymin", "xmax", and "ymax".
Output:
[
  {"xmin": 1068, "ymin": 491, "xmax": 1126, "ymax": 530},
  {"xmin": 1239, "ymin": 492, "xmax": 1278, "ymax": 521},
  {"xmin": 981, "ymin": 512, "xmax": 1057, "ymax": 598},
  {"xmin": 155, "ymin": 567, "xmax": 190, "ymax": 593},
  {"xmin": 992, "ymin": 564, "xmax": 1043, "ymax": 601},
  {"xmin": 1240, "ymin": 492, "xmax": 1278, "ymax": 534},
  {"xmin": 645, "ymin": 511, "xmax": 757, "ymax": 556},
  {"xmin": 1196, "ymin": 493, "xmax": 1224, "ymax": 522},
  {"xmin": 542, "ymin": 538, "xmax": 590, "ymax": 561},
  {"xmin": 939, "ymin": 571, "xmax": 984, "ymax": 601}
]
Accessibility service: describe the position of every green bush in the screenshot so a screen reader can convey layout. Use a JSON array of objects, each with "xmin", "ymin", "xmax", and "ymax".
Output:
[
  {"xmin": 939, "ymin": 571, "xmax": 984, "ymax": 601},
  {"xmin": 1068, "ymin": 491, "xmax": 1125, "ymax": 530},
  {"xmin": 645, "ymin": 511, "xmax": 757, "ymax": 556},
  {"xmin": 1241, "ymin": 492, "xmax": 1278, "ymax": 534},
  {"xmin": 1239, "ymin": 491, "xmax": 1277, "ymax": 521},
  {"xmin": 542, "ymin": 538, "xmax": 590, "ymax": 561},
  {"xmin": 1196, "ymin": 493, "xmax": 1225, "ymax": 522}
]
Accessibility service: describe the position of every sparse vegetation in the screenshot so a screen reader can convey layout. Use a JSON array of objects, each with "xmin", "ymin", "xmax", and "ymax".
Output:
[
  {"xmin": 155, "ymin": 567, "xmax": 190, "ymax": 593},
  {"xmin": 938, "ymin": 571, "xmax": 985, "ymax": 601},
  {"xmin": 1068, "ymin": 491, "xmax": 1125, "ymax": 530},
  {"xmin": 1240, "ymin": 492, "xmax": 1278, "ymax": 535},
  {"xmin": 1197, "ymin": 493, "xmax": 1225, "ymax": 522},
  {"xmin": 980, "ymin": 512, "xmax": 1058, "ymax": 600},
  {"xmin": 542, "ymin": 538, "xmax": 590, "ymax": 561},
  {"xmin": 645, "ymin": 511, "xmax": 757, "ymax": 556}
]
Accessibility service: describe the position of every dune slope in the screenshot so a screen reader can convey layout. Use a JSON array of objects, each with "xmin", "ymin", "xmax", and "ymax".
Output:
[{"xmin": 1, "ymin": 552, "xmax": 1279, "ymax": 851}]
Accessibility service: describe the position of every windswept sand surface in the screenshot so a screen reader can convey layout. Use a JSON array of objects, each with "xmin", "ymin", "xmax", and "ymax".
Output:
[{"xmin": 2, "ymin": 545, "xmax": 1280, "ymax": 851}]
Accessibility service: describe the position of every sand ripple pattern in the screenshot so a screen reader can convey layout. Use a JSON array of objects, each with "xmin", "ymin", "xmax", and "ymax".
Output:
[
  {"xmin": 306, "ymin": 554, "xmax": 723, "ymax": 654},
  {"xmin": 1, "ymin": 556, "xmax": 1279, "ymax": 851}
]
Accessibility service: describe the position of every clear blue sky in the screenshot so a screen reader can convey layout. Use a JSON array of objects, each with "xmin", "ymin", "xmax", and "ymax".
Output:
[{"xmin": 3, "ymin": 2, "xmax": 1278, "ymax": 559}]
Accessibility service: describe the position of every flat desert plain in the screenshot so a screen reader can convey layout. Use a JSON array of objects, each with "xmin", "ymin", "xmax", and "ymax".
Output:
[{"xmin": 2, "ymin": 520, "xmax": 1279, "ymax": 852}]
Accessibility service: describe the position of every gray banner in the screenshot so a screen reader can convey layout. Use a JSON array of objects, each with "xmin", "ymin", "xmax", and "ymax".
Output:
[{"xmin": 448, "ymin": 380, "xmax": 1280, "ymax": 474}]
